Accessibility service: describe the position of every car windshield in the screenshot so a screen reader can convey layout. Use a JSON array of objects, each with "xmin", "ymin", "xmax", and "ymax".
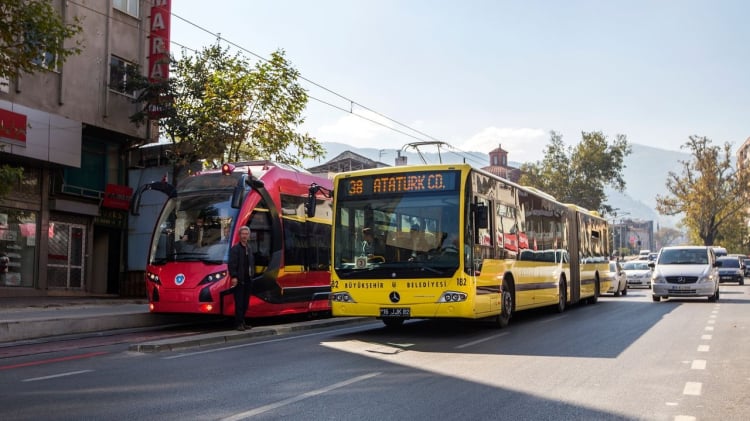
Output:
[
  {"xmin": 718, "ymin": 258, "xmax": 739, "ymax": 268},
  {"xmin": 658, "ymin": 249, "xmax": 708, "ymax": 265},
  {"xmin": 623, "ymin": 261, "xmax": 650, "ymax": 270}
]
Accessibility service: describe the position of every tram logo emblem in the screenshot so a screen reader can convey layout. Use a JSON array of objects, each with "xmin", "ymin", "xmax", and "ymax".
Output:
[
  {"xmin": 389, "ymin": 291, "xmax": 400, "ymax": 303},
  {"xmin": 175, "ymin": 273, "xmax": 186, "ymax": 286}
]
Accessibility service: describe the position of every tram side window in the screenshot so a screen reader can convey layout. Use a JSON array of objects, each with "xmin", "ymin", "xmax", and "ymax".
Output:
[
  {"xmin": 307, "ymin": 222, "xmax": 331, "ymax": 271},
  {"xmin": 283, "ymin": 219, "xmax": 305, "ymax": 267}
]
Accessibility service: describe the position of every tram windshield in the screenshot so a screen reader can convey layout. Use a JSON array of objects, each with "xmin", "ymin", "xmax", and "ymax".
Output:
[{"xmin": 149, "ymin": 192, "xmax": 238, "ymax": 265}]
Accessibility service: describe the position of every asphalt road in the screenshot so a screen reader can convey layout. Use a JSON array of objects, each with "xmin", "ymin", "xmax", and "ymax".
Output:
[{"xmin": 1, "ymin": 284, "xmax": 748, "ymax": 421}]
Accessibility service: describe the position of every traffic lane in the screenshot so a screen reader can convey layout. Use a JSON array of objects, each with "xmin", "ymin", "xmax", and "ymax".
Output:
[
  {"xmin": 667, "ymin": 284, "xmax": 750, "ymax": 421},
  {"xmin": 0, "ymin": 319, "xmax": 635, "ymax": 421},
  {"xmin": 2, "ymin": 289, "xmax": 747, "ymax": 420}
]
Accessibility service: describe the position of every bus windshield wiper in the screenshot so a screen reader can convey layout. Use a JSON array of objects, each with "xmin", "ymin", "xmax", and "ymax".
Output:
[{"xmin": 414, "ymin": 263, "xmax": 444, "ymax": 275}]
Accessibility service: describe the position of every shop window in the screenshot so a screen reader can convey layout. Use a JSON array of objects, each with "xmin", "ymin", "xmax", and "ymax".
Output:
[{"xmin": 0, "ymin": 208, "xmax": 37, "ymax": 288}]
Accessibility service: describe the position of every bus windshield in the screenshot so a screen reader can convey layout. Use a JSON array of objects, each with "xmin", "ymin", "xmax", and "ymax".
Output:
[
  {"xmin": 333, "ymin": 191, "xmax": 460, "ymax": 279},
  {"xmin": 149, "ymin": 192, "xmax": 238, "ymax": 265}
]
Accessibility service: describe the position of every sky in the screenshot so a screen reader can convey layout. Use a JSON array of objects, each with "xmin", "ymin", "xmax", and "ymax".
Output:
[{"xmin": 169, "ymin": 0, "xmax": 749, "ymax": 164}]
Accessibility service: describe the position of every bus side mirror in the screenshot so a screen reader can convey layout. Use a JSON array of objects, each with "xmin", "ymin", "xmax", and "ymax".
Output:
[{"xmin": 475, "ymin": 203, "xmax": 488, "ymax": 229}]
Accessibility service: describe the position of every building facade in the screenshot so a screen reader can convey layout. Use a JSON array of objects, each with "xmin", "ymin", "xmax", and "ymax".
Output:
[{"xmin": 0, "ymin": 1, "xmax": 161, "ymax": 297}]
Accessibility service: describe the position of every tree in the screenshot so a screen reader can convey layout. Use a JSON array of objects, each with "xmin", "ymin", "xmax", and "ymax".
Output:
[
  {"xmin": 0, "ymin": 0, "xmax": 83, "ymax": 200},
  {"xmin": 655, "ymin": 135, "xmax": 748, "ymax": 246},
  {"xmin": 654, "ymin": 226, "xmax": 683, "ymax": 249},
  {"xmin": 128, "ymin": 42, "xmax": 324, "ymax": 178},
  {"xmin": 0, "ymin": 0, "xmax": 83, "ymax": 83},
  {"xmin": 519, "ymin": 131, "xmax": 631, "ymax": 214}
]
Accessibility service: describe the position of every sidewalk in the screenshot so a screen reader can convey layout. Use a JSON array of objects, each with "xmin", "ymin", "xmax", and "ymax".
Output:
[
  {"xmin": 0, "ymin": 296, "xmax": 370, "ymax": 349},
  {"xmin": 0, "ymin": 296, "xmax": 204, "ymax": 343}
]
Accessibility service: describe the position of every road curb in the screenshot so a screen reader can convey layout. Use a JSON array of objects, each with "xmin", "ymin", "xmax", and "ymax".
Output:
[
  {"xmin": 0, "ymin": 312, "xmax": 207, "ymax": 343},
  {"xmin": 129, "ymin": 317, "xmax": 372, "ymax": 353}
]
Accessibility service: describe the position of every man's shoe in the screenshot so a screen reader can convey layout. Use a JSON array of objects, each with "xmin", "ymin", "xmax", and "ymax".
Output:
[
  {"xmin": 236, "ymin": 324, "xmax": 246, "ymax": 331},
  {"xmin": 244, "ymin": 324, "xmax": 252, "ymax": 330}
]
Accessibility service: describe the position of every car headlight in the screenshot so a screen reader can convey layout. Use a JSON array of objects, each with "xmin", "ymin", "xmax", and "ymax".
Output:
[{"xmin": 651, "ymin": 272, "xmax": 666, "ymax": 284}]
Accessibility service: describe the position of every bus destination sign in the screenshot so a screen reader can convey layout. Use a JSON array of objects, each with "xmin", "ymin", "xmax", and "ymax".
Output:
[{"xmin": 340, "ymin": 171, "xmax": 458, "ymax": 197}]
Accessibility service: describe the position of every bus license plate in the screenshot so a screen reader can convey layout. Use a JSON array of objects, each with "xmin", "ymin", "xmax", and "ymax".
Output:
[{"xmin": 380, "ymin": 307, "xmax": 410, "ymax": 318}]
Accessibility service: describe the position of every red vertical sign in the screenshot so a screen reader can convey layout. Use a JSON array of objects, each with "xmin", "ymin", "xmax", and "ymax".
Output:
[{"xmin": 148, "ymin": 0, "xmax": 171, "ymax": 119}]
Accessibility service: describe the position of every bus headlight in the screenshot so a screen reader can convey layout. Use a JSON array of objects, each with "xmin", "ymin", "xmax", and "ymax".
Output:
[
  {"xmin": 438, "ymin": 291, "xmax": 467, "ymax": 303},
  {"xmin": 331, "ymin": 292, "xmax": 356, "ymax": 303}
]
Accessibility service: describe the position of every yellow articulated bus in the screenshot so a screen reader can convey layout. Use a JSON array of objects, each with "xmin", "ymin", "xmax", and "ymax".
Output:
[{"xmin": 307, "ymin": 163, "xmax": 611, "ymax": 328}]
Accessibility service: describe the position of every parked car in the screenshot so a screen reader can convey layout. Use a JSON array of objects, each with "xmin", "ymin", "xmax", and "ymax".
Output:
[
  {"xmin": 647, "ymin": 252, "xmax": 658, "ymax": 261},
  {"xmin": 650, "ymin": 245, "xmax": 720, "ymax": 302},
  {"xmin": 743, "ymin": 259, "xmax": 750, "ymax": 277},
  {"xmin": 716, "ymin": 256, "xmax": 744, "ymax": 285},
  {"xmin": 606, "ymin": 261, "xmax": 628, "ymax": 296},
  {"xmin": 622, "ymin": 259, "xmax": 652, "ymax": 288}
]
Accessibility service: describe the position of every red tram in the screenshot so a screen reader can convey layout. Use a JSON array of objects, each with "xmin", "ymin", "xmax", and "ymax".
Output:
[{"xmin": 131, "ymin": 161, "xmax": 333, "ymax": 317}]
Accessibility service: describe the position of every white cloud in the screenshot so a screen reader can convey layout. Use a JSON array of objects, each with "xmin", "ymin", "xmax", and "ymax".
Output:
[{"xmin": 457, "ymin": 127, "xmax": 549, "ymax": 164}]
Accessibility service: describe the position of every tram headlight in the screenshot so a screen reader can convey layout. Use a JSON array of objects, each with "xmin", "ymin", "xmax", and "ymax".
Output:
[
  {"xmin": 146, "ymin": 272, "xmax": 161, "ymax": 285},
  {"xmin": 198, "ymin": 270, "xmax": 228, "ymax": 285},
  {"xmin": 330, "ymin": 292, "xmax": 355, "ymax": 303},
  {"xmin": 438, "ymin": 291, "xmax": 467, "ymax": 303}
]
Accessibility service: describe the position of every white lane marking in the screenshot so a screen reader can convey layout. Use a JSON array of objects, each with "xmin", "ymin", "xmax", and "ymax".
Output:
[
  {"xmin": 709, "ymin": 314, "xmax": 717, "ymax": 318},
  {"xmin": 220, "ymin": 372, "xmax": 381, "ymax": 420},
  {"xmin": 701, "ymin": 334, "xmax": 712, "ymax": 340},
  {"xmin": 707, "ymin": 319, "xmax": 715, "ymax": 324},
  {"xmin": 455, "ymin": 332, "xmax": 510, "ymax": 349},
  {"xmin": 711, "ymin": 310, "xmax": 718, "ymax": 314},
  {"xmin": 697, "ymin": 345, "xmax": 710, "ymax": 352},
  {"xmin": 691, "ymin": 360, "xmax": 706, "ymax": 370},
  {"xmin": 674, "ymin": 416, "xmax": 696, "ymax": 421},
  {"xmin": 704, "ymin": 326, "xmax": 714, "ymax": 331},
  {"xmin": 538, "ymin": 315, "xmax": 568, "ymax": 324},
  {"xmin": 683, "ymin": 382, "xmax": 702, "ymax": 396},
  {"xmin": 163, "ymin": 323, "xmax": 380, "ymax": 360},
  {"xmin": 23, "ymin": 370, "xmax": 93, "ymax": 382}
]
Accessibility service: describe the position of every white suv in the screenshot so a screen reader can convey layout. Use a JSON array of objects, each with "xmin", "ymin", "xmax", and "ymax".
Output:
[{"xmin": 649, "ymin": 246, "xmax": 720, "ymax": 302}]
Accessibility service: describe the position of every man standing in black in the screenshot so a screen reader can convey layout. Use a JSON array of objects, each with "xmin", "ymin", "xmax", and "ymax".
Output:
[{"xmin": 228, "ymin": 225, "xmax": 254, "ymax": 331}]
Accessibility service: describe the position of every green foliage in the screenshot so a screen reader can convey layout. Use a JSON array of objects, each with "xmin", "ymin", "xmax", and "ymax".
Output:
[
  {"xmin": 654, "ymin": 226, "xmax": 683, "ymax": 248},
  {"xmin": 128, "ymin": 41, "xmax": 325, "ymax": 171},
  {"xmin": 0, "ymin": 0, "xmax": 83, "ymax": 82},
  {"xmin": 655, "ymin": 135, "xmax": 748, "ymax": 246},
  {"xmin": 0, "ymin": 160, "xmax": 24, "ymax": 198},
  {"xmin": 519, "ymin": 130, "xmax": 631, "ymax": 213}
]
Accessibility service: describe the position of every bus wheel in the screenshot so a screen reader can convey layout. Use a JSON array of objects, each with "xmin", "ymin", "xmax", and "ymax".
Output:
[
  {"xmin": 556, "ymin": 279, "xmax": 567, "ymax": 313},
  {"xmin": 382, "ymin": 318, "xmax": 405, "ymax": 328},
  {"xmin": 496, "ymin": 283, "xmax": 513, "ymax": 328},
  {"xmin": 587, "ymin": 279, "xmax": 600, "ymax": 304}
]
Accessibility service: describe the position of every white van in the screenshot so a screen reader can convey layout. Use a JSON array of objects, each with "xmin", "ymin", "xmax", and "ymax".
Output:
[
  {"xmin": 638, "ymin": 249, "xmax": 651, "ymax": 259},
  {"xmin": 649, "ymin": 245, "xmax": 720, "ymax": 302}
]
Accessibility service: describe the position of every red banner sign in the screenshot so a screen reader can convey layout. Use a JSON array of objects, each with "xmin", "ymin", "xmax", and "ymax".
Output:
[
  {"xmin": 102, "ymin": 184, "xmax": 134, "ymax": 210},
  {"xmin": 0, "ymin": 108, "xmax": 27, "ymax": 143}
]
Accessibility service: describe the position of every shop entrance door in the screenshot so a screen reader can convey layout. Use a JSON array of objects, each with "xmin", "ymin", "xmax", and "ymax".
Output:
[{"xmin": 47, "ymin": 222, "xmax": 86, "ymax": 289}]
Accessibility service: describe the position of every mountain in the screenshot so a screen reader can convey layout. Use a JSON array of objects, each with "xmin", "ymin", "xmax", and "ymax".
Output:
[{"xmin": 303, "ymin": 142, "xmax": 691, "ymax": 228}]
